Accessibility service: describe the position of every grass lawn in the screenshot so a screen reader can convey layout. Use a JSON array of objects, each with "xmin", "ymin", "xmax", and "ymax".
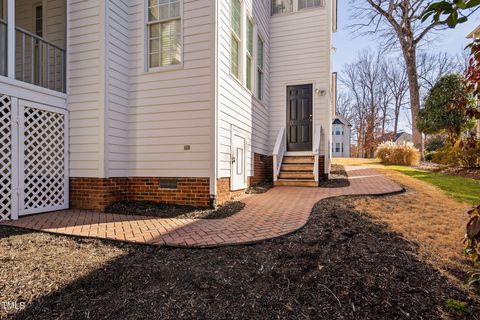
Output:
[
  {"xmin": 333, "ymin": 157, "xmax": 480, "ymax": 205},
  {"xmin": 386, "ymin": 165, "xmax": 480, "ymax": 205}
]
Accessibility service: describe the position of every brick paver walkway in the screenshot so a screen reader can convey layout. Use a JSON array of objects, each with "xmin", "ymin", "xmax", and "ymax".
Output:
[{"xmin": 1, "ymin": 167, "xmax": 402, "ymax": 247}]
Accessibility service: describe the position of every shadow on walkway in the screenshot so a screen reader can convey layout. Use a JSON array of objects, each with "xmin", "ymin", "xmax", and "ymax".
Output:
[{"xmin": 4, "ymin": 196, "xmax": 477, "ymax": 320}]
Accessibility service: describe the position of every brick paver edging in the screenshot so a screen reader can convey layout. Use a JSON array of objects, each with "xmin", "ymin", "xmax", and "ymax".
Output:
[{"xmin": 0, "ymin": 167, "xmax": 404, "ymax": 248}]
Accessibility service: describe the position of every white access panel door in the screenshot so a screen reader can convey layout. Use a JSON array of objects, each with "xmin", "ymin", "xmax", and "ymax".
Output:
[
  {"xmin": 18, "ymin": 100, "xmax": 69, "ymax": 216},
  {"xmin": 231, "ymin": 133, "xmax": 246, "ymax": 191}
]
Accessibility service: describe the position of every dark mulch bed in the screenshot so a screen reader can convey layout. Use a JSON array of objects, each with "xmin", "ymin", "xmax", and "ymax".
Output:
[
  {"xmin": 105, "ymin": 200, "xmax": 245, "ymax": 219},
  {"xmin": 321, "ymin": 164, "xmax": 350, "ymax": 188},
  {"xmin": 2, "ymin": 196, "xmax": 479, "ymax": 319},
  {"xmin": 416, "ymin": 162, "xmax": 480, "ymax": 180},
  {"xmin": 246, "ymin": 180, "xmax": 273, "ymax": 194}
]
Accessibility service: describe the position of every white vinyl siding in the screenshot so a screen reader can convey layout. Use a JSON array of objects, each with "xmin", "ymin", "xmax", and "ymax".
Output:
[
  {"xmin": 105, "ymin": 0, "xmax": 130, "ymax": 177},
  {"xmin": 217, "ymin": 0, "xmax": 271, "ymax": 179},
  {"xmin": 147, "ymin": 0, "xmax": 182, "ymax": 69},
  {"xmin": 67, "ymin": 0, "xmax": 105, "ymax": 177},
  {"xmin": 127, "ymin": 0, "xmax": 214, "ymax": 178},
  {"xmin": 269, "ymin": 1, "xmax": 332, "ymax": 157}
]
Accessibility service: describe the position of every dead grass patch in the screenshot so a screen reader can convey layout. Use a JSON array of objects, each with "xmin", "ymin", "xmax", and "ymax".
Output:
[{"xmin": 337, "ymin": 160, "xmax": 478, "ymax": 288}]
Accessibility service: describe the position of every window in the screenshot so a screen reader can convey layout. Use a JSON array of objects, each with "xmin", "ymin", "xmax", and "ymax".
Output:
[
  {"xmin": 272, "ymin": 0, "xmax": 293, "ymax": 15},
  {"xmin": 257, "ymin": 36, "xmax": 264, "ymax": 100},
  {"xmin": 0, "ymin": 0, "xmax": 5, "ymax": 20},
  {"xmin": 272, "ymin": 0, "xmax": 322, "ymax": 15},
  {"xmin": 33, "ymin": 5, "xmax": 43, "ymax": 85},
  {"xmin": 335, "ymin": 143, "xmax": 341, "ymax": 153},
  {"xmin": 299, "ymin": 0, "xmax": 322, "ymax": 10},
  {"xmin": 0, "ymin": 0, "xmax": 5, "ymax": 76},
  {"xmin": 246, "ymin": 18, "xmax": 253, "ymax": 91},
  {"xmin": 147, "ymin": 0, "xmax": 182, "ymax": 69},
  {"xmin": 335, "ymin": 127, "xmax": 343, "ymax": 136},
  {"xmin": 34, "ymin": 5, "xmax": 43, "ymax": 37},
  {"xmin": 230, "ymin": 0, "xmax": 241, "ymax": 79}
]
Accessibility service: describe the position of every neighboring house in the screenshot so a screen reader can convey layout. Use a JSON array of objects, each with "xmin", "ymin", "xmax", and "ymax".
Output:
[
  {"xmin": 467, "ymin": 25, "xmax": 480, "ymax": 140},
  {"xmin": 0, "ymin": 0, "xmax": 336, "ymax": 220},
  {"xmin": 393, "ymin": 132, "xmax": 413, "ymax": 144},
  {"xmin": 381, "ymin": 132, "xmax": 413, "ymax": 144},
  {"xmin": 331, "ymin": 114, "xmax": 350, "ymax": 157}
]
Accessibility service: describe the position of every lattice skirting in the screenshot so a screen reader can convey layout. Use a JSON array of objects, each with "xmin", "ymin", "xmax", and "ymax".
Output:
[
  {"xmin": 0, "ymin": 95, "xmax": 12, "ymax": 220},
  {"xmin": 0, "ymin": 94, "xmax": 68, "ymax": 221}
]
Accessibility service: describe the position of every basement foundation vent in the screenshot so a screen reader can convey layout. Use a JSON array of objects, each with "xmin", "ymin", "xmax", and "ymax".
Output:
[{"xmin": 159, "ymin": 179, "xmax": 178, "ymax": 189}]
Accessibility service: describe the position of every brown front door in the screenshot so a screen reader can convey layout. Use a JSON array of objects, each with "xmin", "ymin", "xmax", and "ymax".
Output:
[{"xmin": 286, "ymin": 84, "xmax": 313, "ymax": 151}]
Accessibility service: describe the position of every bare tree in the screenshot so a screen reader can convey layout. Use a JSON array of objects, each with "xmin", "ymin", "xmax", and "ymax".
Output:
[
  {"xmin": 383, "ymin": 59, "xmax": 409, "ymax": 134},
  {"xmin": 340, "ymin": 50, "xmax": 390, "ymax": 158},
  {"xmin": 349, "ymin": 0, "xmax": 450, "ymax": 150},
  {"xmin": 417, "ymin": 51, "xmax": 463, "ymax": 92}
]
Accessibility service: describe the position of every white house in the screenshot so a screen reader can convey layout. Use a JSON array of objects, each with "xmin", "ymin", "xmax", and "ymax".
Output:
[
  {"xmin": 331, "ymin": 114, "xmax": 350, "ymax": 157},
  {"xmin": 0, "ymin": 0, "xmax": 336, "ymax": 220}
]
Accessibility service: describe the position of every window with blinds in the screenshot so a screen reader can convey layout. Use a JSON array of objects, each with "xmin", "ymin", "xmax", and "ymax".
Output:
[
  {"xmin": 271, "ymin": 0, "xmax": 293, "ymax": 15},
  {"xmin": 147, "ymin": 0, "xmax": 182, "ymax": 69},
  {"xmin": 299, "ymin": 0, "xmax": 322, "ymax": 10},
  {"xmin": 230, "ymin": 0, "xmax": 241, "ymax": 79}
]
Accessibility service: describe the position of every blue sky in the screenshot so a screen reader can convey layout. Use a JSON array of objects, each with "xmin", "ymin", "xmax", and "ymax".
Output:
[{"xmin": 332, "ymin": 0, "xmax": 480, "ymax": 132}]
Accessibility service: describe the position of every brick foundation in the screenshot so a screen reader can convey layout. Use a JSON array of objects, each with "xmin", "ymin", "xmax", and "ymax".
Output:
[
  {"xmin": 318, "ymin": 155, "xmax": 327, "ymax": 180},
  {"xmin": 70, "ymin": 153, "xmax": 273, "ymax": 210},
  {"xmin": 70, "ymin": 177, "xmax": 210, "ymax": 211},
  {"xmin": 216, "ymin": 152, "xmax": 272, "ymax": 205},
  {"xmin": 216, "ymin": 177, "xmax": 247, "ymax": 205},
  {"xmin": 70, "ymin": 178, "xmax": 128, "ymax": 211},
  {"xmin": 250, "ymin": 153, "xmax": 273, "ymax": 185}
]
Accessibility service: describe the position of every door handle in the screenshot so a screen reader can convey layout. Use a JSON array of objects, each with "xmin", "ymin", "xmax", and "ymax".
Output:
[{"xmin": 231, "ymin": 156, "xmax": 236, "ymax": 164}]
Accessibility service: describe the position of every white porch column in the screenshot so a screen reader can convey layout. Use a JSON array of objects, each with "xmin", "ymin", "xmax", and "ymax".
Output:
[{"xmin": 7, "ymin": 0, "xmax": 14, "ymax": 78}]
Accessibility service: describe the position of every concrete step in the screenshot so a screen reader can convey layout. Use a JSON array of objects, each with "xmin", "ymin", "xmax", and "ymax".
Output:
[
  {"xmin": 282, "ymin": 156, "xmax": 315, "ymax": 164},
  {"xmin": 281, "ymin": 164, "xmax": 314, "ymax": 172},
  {"xmin": 279, "ymin": 171, "xmax": 314, "ymax": 179},
  {"xmin": 274, "ymin": 179, "xmax": 318, "ymax": 187}
]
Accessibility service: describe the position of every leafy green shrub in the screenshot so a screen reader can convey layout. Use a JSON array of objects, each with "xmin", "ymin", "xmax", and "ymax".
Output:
[
  {"xmin": 425, "ymin": 135, "xmax": 446, "ymax": 152},
  {"xmin": 375, "ymin": 141, "xmax": 421, "ymax": 166},
  {"xmin": 417, "ymin": 74, "xmax": 475, "ymax": 143},
  {"xmin": 432, "ymin": 141, "xmax": 480, "ymax": 168},
  {"xmin": 432, "ymin": 146, "xmax": 460, "ymax": 165},
  {"xmin": 424, "ymin": 151, "xmax": 436, "ymax": 161}
]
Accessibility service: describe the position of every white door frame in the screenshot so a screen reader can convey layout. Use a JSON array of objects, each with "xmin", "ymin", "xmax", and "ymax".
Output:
[{"xmin": 230, "ymin": 129, "xmax": 247, "ymax": 191}]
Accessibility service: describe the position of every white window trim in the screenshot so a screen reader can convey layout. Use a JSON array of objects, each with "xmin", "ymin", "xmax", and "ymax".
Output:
[
  {"xmin": 245, "ymin": 15, "xmax": 254, "ymax": 93},
  {"xmin": 256, "ymin": 33, "xmax": 264, "ymax": 101},
  {"xmin": 230, "ymin": 0, "xmax": 243, "ymax": 82},
  {"xmin": 271, "ymin": 0, "xmax": 324, "ymax": 16},
  {"xmin": 144, "ymin": 0, "xmax": 184, "ymax": 73}
]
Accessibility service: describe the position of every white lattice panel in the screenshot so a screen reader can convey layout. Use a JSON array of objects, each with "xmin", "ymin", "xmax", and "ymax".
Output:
[
  {"xmin": 22, "ymin": 105, "xmax": 66, "ymax": 211},
  {"xmin": 0, "ymin": 95, "xmax": 12, "ymax": 220}
]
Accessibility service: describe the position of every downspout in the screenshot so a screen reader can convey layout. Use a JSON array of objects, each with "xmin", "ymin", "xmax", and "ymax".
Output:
[{"xmin": 209, "ymin": 0, "xmax": 219, "ymax": 208}]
